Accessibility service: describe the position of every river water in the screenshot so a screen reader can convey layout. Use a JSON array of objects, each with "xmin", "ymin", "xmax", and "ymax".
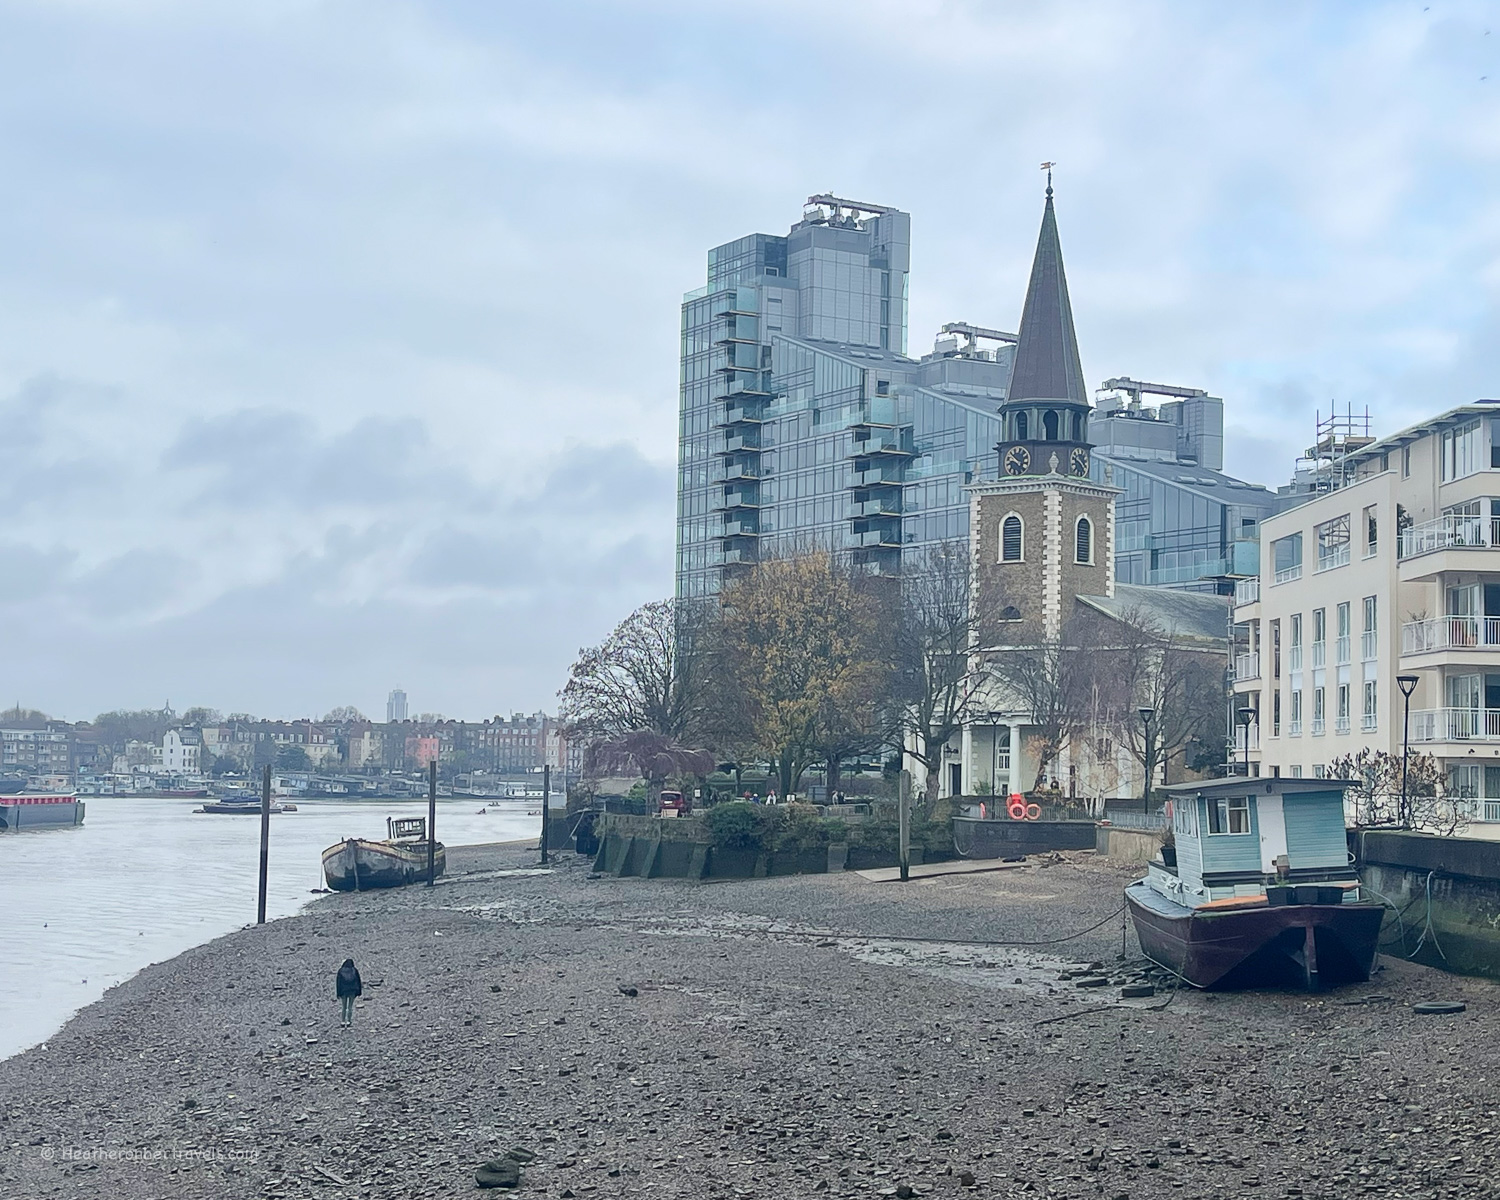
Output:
[{"xmin": 0, "ymin": 795, "xmax": 538, "ymax": 1060}]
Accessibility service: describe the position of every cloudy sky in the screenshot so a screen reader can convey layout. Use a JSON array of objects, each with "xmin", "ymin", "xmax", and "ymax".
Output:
[{"xmin": 1, "ymin": 0, "xmax": 1498, "ymax": 722}]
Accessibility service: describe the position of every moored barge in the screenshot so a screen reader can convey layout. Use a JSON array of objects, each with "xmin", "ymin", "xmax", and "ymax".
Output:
[
  {"xmin": 1126, "ymin": 778, "xmax": 1384, "ymax": 990},
  {"xmin": 0, "ymin": 794, "xmax": 86, "ymax": 831},
  {"xmin": 322, "ymin": 816, "xmax": 446, "ymax": 890}
]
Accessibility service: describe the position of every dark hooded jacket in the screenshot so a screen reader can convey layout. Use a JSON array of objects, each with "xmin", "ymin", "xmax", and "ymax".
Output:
[{"xmin": 336, "ymin": 960, "xmax": 362, "ymax": 999}]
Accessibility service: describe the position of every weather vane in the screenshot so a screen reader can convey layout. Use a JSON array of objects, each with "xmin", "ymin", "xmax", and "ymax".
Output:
[{"xmin": 1040, "ymin": 161, "xmax": 1056, "ymax": 196}]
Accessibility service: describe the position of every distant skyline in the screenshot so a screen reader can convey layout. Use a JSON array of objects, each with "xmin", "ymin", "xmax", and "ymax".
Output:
[{"xmin": 2, "ymin": 0, "xmax": 1498, "ymax": 720}]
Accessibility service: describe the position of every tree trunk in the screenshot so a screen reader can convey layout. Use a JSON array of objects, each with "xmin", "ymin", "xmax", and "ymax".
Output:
[{"xmin": 826, "ymin": 753, "xmax": 842, "ymax": 802}]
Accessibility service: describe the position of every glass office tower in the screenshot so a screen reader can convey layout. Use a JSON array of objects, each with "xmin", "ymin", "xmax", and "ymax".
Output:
[{"xmin": 676, "ymin": 196, "xmax": 1011, "ymax": 599}]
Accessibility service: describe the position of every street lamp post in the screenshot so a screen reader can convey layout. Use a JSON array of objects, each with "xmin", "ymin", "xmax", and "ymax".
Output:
[
  {"xmin": 1397, "ymin": 674, "xmax": 1420, "ymax": 827},
  {"xmin": 1236, "ymin": 706, "xmax": 1256, "ymax": 777},
  {"xmin": 1138, "ymin": 707, "xmax": 1155, "ymax": 801}
]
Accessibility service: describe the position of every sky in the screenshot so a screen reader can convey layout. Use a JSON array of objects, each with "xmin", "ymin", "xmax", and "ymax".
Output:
[{"xmin": 1, "ymin": 0, "xmax": 1498, "ymax": 722}]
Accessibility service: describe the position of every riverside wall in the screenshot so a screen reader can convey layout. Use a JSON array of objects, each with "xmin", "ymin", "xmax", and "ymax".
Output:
[{"xmin": 1357, "ymin": 830, "xmax": 1500, "ymax": 980}]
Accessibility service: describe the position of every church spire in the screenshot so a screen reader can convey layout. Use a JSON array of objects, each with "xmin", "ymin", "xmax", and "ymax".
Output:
[{"xmin": 1006, "ymin": 176, "xmax": 1086, "ymax": 407}]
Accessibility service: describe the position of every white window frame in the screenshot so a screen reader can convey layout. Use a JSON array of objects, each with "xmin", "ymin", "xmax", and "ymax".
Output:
[
  {"xmin": 1206, "ymin": 795, "xmax": 1253, "ymax": 836},
  {"xmin": 999, "ymin": 512, "xmax": 1024, "ymax": 563},
  {"xmin": 1074, "ymin": 515, "xmax": 1093, "ymax": 565}
]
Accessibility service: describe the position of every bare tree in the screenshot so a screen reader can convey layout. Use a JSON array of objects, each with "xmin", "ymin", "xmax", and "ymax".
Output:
[
  {"xmin": 985, "ymin": 616, "xmax": 1102, "ymax": 793},
  {"xmin": 559, "ymin": 599, "xmax": 708, "ymax": 746},
  {"xmin": 892, "ymin": 541, "xmax": 995, "ymax": 815},
  {"xmin": 1104, "ymin": 605, "xmax": 1228, "ymax": 798},
  {"xmin": 1331, "ymin": 747, "xmax": 1467, "ymax": 834},
  {"xmin": 586, "ymin": 731, "xmax": 715, "ymax": 802}
]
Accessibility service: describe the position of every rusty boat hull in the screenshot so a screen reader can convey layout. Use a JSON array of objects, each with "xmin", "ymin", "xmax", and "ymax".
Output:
[
  {"xmin": 322, "ymin": 837, "xmax": 446, "ymax": 891},
  {"xmin": 1126, "ymin": 881, "xmax": 1385, "ymax": 991}
]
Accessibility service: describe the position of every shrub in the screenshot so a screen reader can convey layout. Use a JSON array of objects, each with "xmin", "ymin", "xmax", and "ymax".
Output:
[
  {"xmin": 775, "ymin": 805, "xmax": 831, "ymax": 853},
  {"xmin": 707, "ymin": 801, "xmax": 772, "ymax": 850}
]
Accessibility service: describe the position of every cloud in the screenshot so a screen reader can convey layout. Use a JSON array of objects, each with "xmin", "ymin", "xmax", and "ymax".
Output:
[{"xmin": 2, "ymin": 0, "xmax": 1499, "ymax": 716}]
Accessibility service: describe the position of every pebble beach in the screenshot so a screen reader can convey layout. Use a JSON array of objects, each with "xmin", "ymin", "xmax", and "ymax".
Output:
[{"xmin": 2, "ymin": 842, "xmax": 1497, "ymax": 1199}]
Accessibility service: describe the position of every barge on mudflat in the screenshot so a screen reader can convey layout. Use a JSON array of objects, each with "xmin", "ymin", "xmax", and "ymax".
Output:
[
  {"xmin": 322, "ymin": 816, "xmax": 446, "ymax": 891},
  {"xmin": 1126, "ymin": 778, "xmax": 1384, "ymax": 991},
  {"xmin": 0, "ymin": 794, "xmax": 86, "ymax": 831}
]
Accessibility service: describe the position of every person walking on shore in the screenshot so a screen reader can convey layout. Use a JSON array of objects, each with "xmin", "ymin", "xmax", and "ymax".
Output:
[{"xmin": 336, "ymin": 958, "xmax": 362, "ymax": 1027}]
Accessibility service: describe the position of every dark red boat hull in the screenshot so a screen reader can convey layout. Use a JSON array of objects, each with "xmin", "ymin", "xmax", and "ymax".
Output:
[{"xmin": 1126, "ymin": 882, "xmax": 1385, "ymax": 991}]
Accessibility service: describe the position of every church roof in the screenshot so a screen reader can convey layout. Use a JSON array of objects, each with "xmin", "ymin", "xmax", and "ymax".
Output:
[
  {"xmin": 1006, "ymin": 187, "xmax": 1087, "ymax": 408},
  {"xmin": 1076, "ymin": 584, "xmax": 1231, "ymax": 645}
]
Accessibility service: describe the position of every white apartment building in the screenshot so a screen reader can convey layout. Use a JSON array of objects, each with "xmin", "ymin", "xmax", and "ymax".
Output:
[
  {"xmin": 161, "ymin": 727, "xmax": 201, "ymax": 774},
  {"xmin": 1233, "ymin": 401, "xmax": 1500, "ymax": 836}
]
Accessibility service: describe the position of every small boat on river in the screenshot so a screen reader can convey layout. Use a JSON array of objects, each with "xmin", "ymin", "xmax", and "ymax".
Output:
[
  {"xmin": 321, "ymin": 816, "xmax": 446, "ymax": 891},
  {"xmin": 0, "ymin": 794, "xmax": 85, "ymax": 831},
  {"xmin": 195, "ymin": 800, "xmax": 294, "ymax": 814},
  {"xmin": 1126, "ymin": 778, "xmax": 1384, "ymax": 991}
]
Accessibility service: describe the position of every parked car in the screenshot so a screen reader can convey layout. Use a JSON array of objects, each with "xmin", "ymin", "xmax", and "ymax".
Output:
[{"xmin": 657, "ymin": 790, "xmax": 691, "ymax": 817}]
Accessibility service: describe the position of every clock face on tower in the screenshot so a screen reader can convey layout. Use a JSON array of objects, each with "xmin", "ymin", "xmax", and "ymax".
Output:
[
  {"xmin": 1003, "ymin": 445, "xmax": 1031, "ymax": 476},
  {"xmin": 1069, "ymin": 447, "xmax": 1089, "ymax": 477}
]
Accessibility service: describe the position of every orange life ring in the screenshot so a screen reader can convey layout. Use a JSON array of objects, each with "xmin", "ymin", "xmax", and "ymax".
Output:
[
  {"xmin": 1007, "ymin": 797, "xmax": 1027, "ymax": 820},
  {"xmin": 1025, "ymin": 803, "xmax": 1042, "ymax": 821}
]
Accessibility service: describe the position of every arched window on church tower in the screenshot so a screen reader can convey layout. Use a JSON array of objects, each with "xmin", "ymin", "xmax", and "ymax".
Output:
[
  {"xmin": 1043, "ymin": 410, "xmax": 1059, "ymax": 441},
  {"xmin": 1075, "ymin": 515, "xmax": 1093, "ymax": 565},
  {"xmin": 1001, "ymin": 514, "xmax": 1024, "ymax": 562},
  {"xmin": 1072, "ymin": 411, "xmax": 1085, "ymax": 441},
  {"xmin": 1015, "ymin": 411, "xmax": 1028, "ymax": 441}
]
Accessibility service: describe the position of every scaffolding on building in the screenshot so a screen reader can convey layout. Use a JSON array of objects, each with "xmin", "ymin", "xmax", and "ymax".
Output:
[{"xmin": 1291, "ymin": 404, "xmax": 1375, "ymax": 495}]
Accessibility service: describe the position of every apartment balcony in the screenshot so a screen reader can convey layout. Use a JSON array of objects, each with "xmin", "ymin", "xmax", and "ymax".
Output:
[
  {"xmin": 1232, "ymin": 652, "xmax": 1261, "ymax": 682},
  {"xmin": 854, "ymin": 529, "xmax": 902, "ymax": 549},
  {"xmin": 1410, "ymin": 707, "xmax": 1500, "ymax": 743},
  {"xmin": 849, "ymin": 436, "xmax": 913, "ymax": 459},
  {"xmin": 1402, "ymin": 616, "xmax": 1500, "ymax": 659},
  {"xmin": 1311, "ymin": 642, "xmax": 1327, "ymax": 669},
  {"xmin": 721, "ymin": 547, "xmax": 758, "ymax": 567},
  {"xmin": 853, "ymin": 498, "xmax": 902, "ymax": 518},
  {"xmin": 717, "ymin": 433, "xmax": 761, "ymax": 455},
  {"xmin": 1234, "ymin": 577, "xmax": 1261, "ymax": 606},
  {"xmin": 1361, "ymin": 631, "xmax": 1378, "ymax": 661},
  {"xmin": 1335, "ymin": 636, "xmax": 1351, "ymax": 666},
  {"xmin": 719, "ymin": 405, "xmax": 765, "ymax": 426},
  {"xmin": 852, "ymin": 466, "xmax": 904, "ymax": 488},
  {"xmin": 1399, "ymin": 513, "xmax": 1500, "ymax": 581},
  {"xmin": 721, "ymin": 520, "xmax": 760, "ymax": 538},
  {"xmin": 1274, "ymin": 563, "xmax": 1303, "ymax": 585},
  {"xmin": 720, "ymin": 488, "xmax": 761, "ymax": 512},
  {"xmin": 723, "ymin": 462, "xmax": 762, "ymax": 481},
  {"xmin": 1315, "ymin": 545, "xmax": 1351, "ymax": 574}
]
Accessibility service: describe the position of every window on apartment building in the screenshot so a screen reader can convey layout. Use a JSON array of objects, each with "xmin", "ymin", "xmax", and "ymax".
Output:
[
  {"xmin": 1363, "ymin": 680, "xmax": 1377, "ymax": 729},
  {"xmin": 1273, "ymin": 533, "xmax": 1303, "ymax": 580},
  {"xmin": 1271, "ymin": 619, "xmax": 1281, "ymax": 677},
  {"xmin": 1313, "ymin": 608, "xmax": 1326, "ymax": 644},
  {"xmin": 1492, "ymin": 419, "xmax": 1500, "ymax": 468},
  {"xmin": 1313, "ymin": 687, "xmax": 1326, "ymax": 731},
  {"xmin": 1291, "ymin": 688, "xmax": 1303, "ymax": 727},
  {"xmin": 1442, "ymin": 420, "xmax": 1482, "ymax": 481},
  {"xmin": 1273, "ymin": 690, "xmax": 1282, "ymax": 736},
  {"xmin": 1364, "ymin": 506, "xmax": 1378, "ymax": 556},
  {"xmin": 1403, "ymin": 446, "xmax": 1411, "ymax": 477},
  {"xmin": 1315, "ymin": 515, "xmax": 1351, "ymax": 571},
  {"xmin": 1337, "ymin": 683, "xmax": 1350, "ymax": 724},
  {"xmin": 1290, "ymin": 764, "xmax": 1304, "ymax": 778},
  {"xmin": 1000, "ymin": 514, "xmax": 1023, "ymax": 562},
  {"xmin": 1337, "ymin": 602, "xmax": 1350, "ymax": 639},
  {"xmin": 1313, "ymin": 763, "xmax": 1327, "ymax": 779}
]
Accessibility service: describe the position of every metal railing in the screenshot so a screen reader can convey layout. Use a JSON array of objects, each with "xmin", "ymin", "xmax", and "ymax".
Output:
[
  {"xmin": 1410, "ymin": 708, "xmax": 1500, "ymax": 742},
  {"xmin": 1312, "ymin": 641, "xmax": 1327, "ymax": 669},
  {"xmin": 1311, "ymin": 717, "xmax": 1326, "ymax": 735},
  {"xmin": 1274, "ymin": 563, "xmax": 1303, "ymax": 585},
  {"xmin": 1335, "ymin": 715, "xmax": 1351, "ymax": 734},
  {"xmin": 1315, "ymin": 544, "xmax": 1351, "ymax": 573},
  {"xmin": 1400, "ymin": 512, "xmax": 1500, "ymax": 559},
  {"xmin": 1289, "ymin": 646, "xmax": 1303, "ymax": 672},
  {"xmin": 1402, "ymin": 616, "xmax": 1500, "ymax": 655},
  {"xmin": 1233, "ymin": 652, "xmax": 1261, "ymax": 681},
  {"xmin": 1361, "ymin": 630, "xmax": 1378, "ymax": 661},
  {"xmin": 1362, "ymin": 713, "xmax": 1378, "ymax": 732},
  {"xmin": 1102, "ymin": 809, "xmax": 1168, "ymax": 831},
  {"xmin": 1288, "ymin": 719, "xmax": 1303, "ymax": 736},
  {"xmin": 1335, "ymin": 635, "xmax": 1351, "ymax": 665},
  {"xmin": 1235, "ymin": 577, "xmax": 1261, "ymax": 605}
]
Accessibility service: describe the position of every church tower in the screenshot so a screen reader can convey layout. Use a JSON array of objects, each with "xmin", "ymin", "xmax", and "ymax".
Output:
[
  {"xmin": 971, "ymin": 180, "xmax": 1115, "ymax": 646},
  {"xmin": 995, "ymin": 173, "xmax": 1092, "ymax": 480}
]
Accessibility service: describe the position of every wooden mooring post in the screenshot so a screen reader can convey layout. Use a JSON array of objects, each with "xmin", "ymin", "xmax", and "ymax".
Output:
[
  {"xmin": 540, "ymin": 765, "xmax": 551, "ymax": 865},
  {"xmin": 257, "ymin": 764, "xmax": 271, "ymax": 923},
  {"xmin": 427, "ymin": 759, "xmax": 437, "ymax": 887}
]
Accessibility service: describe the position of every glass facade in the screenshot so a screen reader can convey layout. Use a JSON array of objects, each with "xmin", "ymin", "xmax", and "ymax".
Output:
[
  {"xmin": 1091, "ymin": 455, "xmax": 1283, "ymax": 593},
  {"xmin": 675, "ymin": 199, "xmax": 1009, "ymax": 598}
]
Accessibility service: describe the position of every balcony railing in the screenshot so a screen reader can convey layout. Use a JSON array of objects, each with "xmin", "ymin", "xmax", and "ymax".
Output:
[
  {"xmin": 1312, "ymin": 641, "xmax": 1327, "ymax": 669},
  {"xmin": 1315, "ymin": 544, "xmax": 1351, "ymax": 573},
  {"xmin": 1233, "ymin": 652, "xmax": 1261, "ymax": 681},
  {"xmin": 1362, "ymin": 713, "xmax": 1378, "ymax": 732},
  {"xmin": 1289, "ymin": 646, "xmax": 1303, "ymax": 672},
  {"xmin": 1235, "ymin": 577, "xmax": 1261, "ymax": 605},
  {"xmin": 1362, "ymin": 631, "xmax": 1378, "ymax": 660},
  {"xmin": 1486, "ymin": 799, "xmax": 1500, "ymax": 823},
  {"xmin": 1311, "ymin": 717, "xmax": 1326, "ymax": 735},
  {"xmin": 1288, "ymin": 719, "xmax": 1303, "ymax": 737},
  {"xmin": 1335, "ymin": 635, "xmax": 1351, "ymax": 665},
  {"xmin": 1400, "ymin": 513, "xmax": 1500, "ymax": 559},
  {"xmin": 1335, "ymin": 715, "xmax": 1351, "ymax": 734},
  {"xmin": 1411, "ymin": 708, "xmax": 1500, "ymax": 742},
  {"xmin": 1402, "ymin": 616, "xmax": 1500, "ymax": 655},
  {"xmin": 1274, "ymin": 564, "xmax": 1303, "ymax": 585}
]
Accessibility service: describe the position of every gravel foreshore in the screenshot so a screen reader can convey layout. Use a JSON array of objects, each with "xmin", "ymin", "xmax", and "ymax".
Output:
[{"xmin": 2, "ymin": 842, "xmax": 1498, "ymax": 1200}]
